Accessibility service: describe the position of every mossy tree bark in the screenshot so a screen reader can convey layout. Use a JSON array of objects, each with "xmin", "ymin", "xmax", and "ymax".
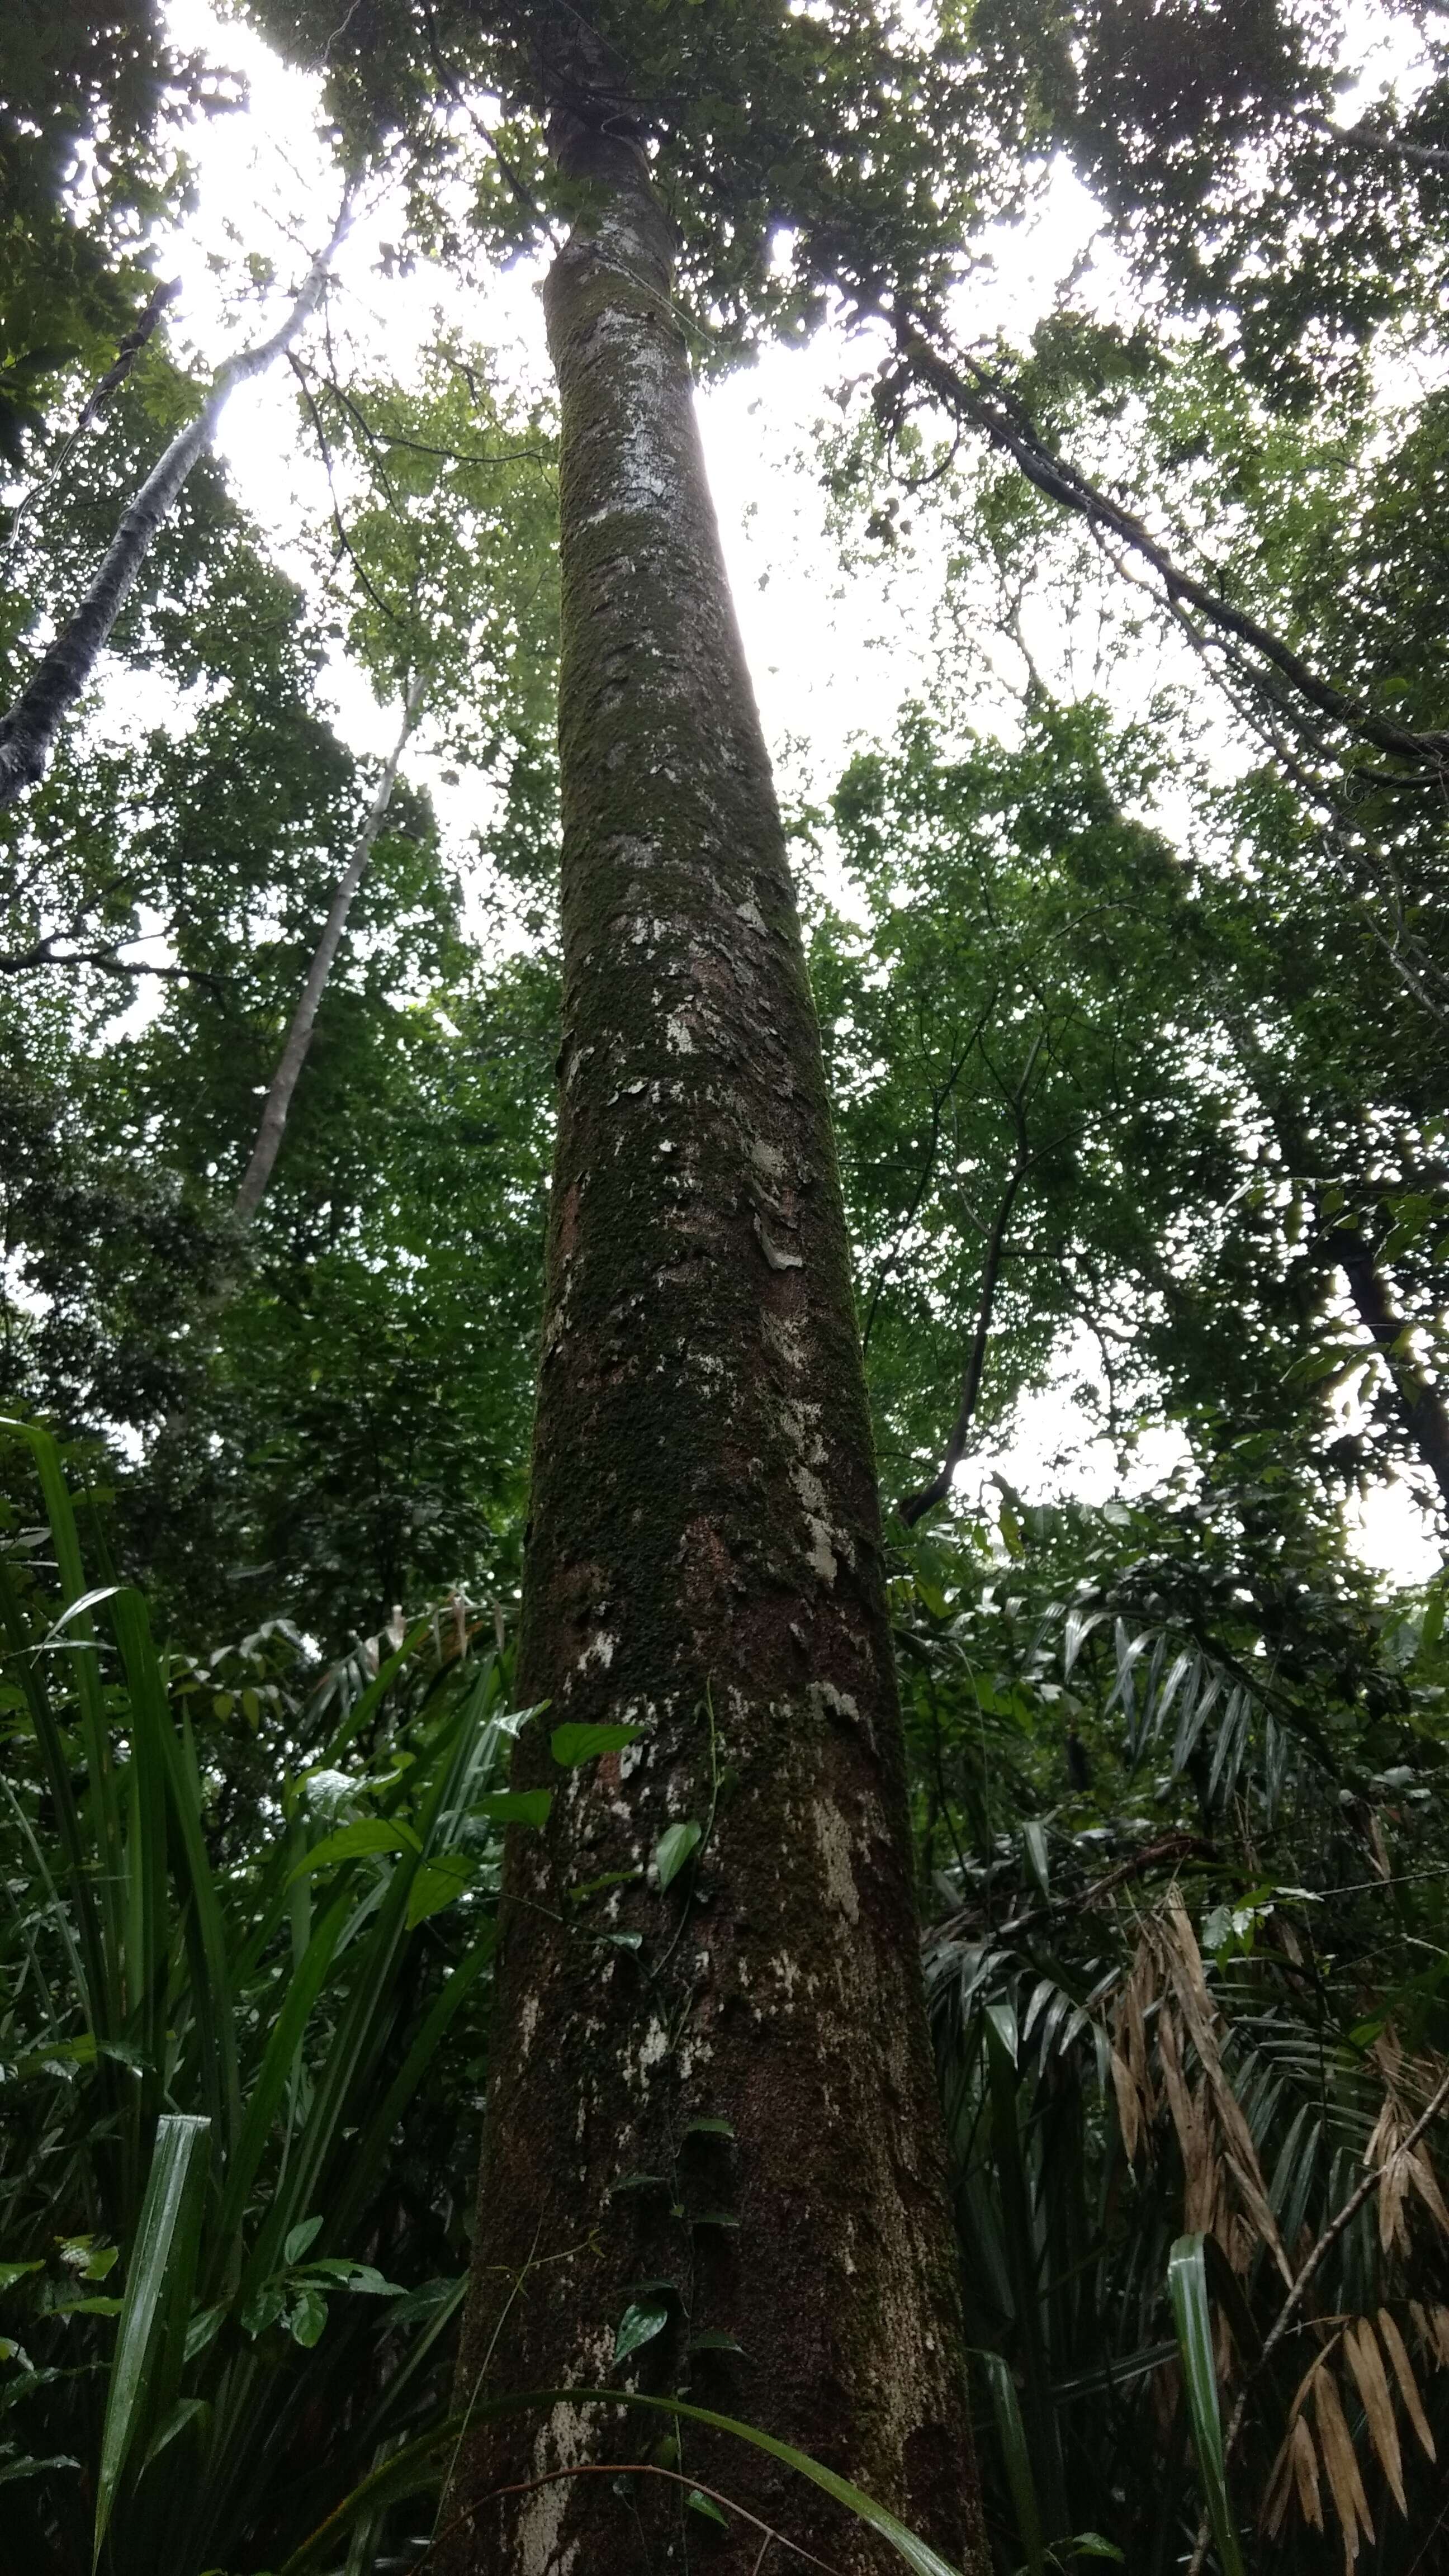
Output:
[{"xmin": 447, "ymin": 112, "xmax": 983, "ymax": 2576}]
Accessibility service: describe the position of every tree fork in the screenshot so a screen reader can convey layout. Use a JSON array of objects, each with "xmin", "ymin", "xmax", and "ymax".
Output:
[{"xmin": 446, "ymin": 111, "xmax": 983, "ymax": 2576}]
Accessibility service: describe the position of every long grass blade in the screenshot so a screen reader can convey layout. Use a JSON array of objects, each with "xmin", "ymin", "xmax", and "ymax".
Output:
[
  {"xmin": 1167, "ymin": 2233, "xmax": 1244, "ymax": 2576},
  {"xmin": 277, "ymin": 2386, "xmax": 968, "ymax": 2576},
  {"xmin": 94, "ymin": 2112, "xmax": 211, "ymax": 2562}
]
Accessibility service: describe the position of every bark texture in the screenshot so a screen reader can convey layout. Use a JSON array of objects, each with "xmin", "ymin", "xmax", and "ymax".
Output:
[
  {"xmin": 447, "ymin": 125, "xmax": 983, "ymax": 2576},
  {"xmin": 233, "ymin": 673, "xmax": 423, "ymax": 1226}
]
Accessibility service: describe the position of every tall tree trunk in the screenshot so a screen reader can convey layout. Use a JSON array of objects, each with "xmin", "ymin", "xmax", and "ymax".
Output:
[
  {"xmin": 0, "ymin": 197, "xmax": 351, "ymax": 811},
  {"xmin": 232, "ymin": 671, "xmax": 423, "ymax": 1226},
  {"xmin": 446, "ymin": 116, "xmax": 982, "ymax": 2576}
]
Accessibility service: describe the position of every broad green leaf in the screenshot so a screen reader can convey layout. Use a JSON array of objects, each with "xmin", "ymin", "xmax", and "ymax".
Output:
[
  {"xmin": 550, "ymin": 1722, "xmax": 644, "ymax": 1767},
  {"xmin": 406, "ymin": 1854, "xmax": 474, "ymax": 1928},
  {"xmin": 612, "ymin": 2300, "xmax": 669, "ymax": 2366},
  {"xmin": 681, "ymin": 2115, "xmax": 735, "ymax": 2142},
  {"xmin": 688, "ymin": 2329, "xmax": 745, "ymax": 2354},
  {"xmin": 477, "ymin": 1788, "xmax": 553, "ymax": 1829},
  {"xmin": 0, "ymin": 2265, "xmax": 42, "ymax": 2290},
  {"xmin": 689, "ymin": 2209, "xmax": 739, "ymax": 2230},
  {"xmin": 94, "ymin": 2113, "xmax": 210, "ymax": 2561},
  {"xmin": 285, "ymin": 2218, "xmax": 323, "ymax": 2265},
  {"xmin": 654, "ymin": 1820, "xmax": 702, "ymax": 1891},
  {"xmin": 289, "ymin": 2287, "xmax": 329, "ymax": 2347},
  {"xmin": 1167, "ymin": 2235, "xmax": 1244, "ymax": 2576},
  {"xmin": 287, "ymin": 1817, "xmax": 420, "ymax": 1881}
]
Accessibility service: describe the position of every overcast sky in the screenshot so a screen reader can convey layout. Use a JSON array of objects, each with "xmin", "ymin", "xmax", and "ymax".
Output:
[{"xmin": 119, "ymin": 0, "xmax": 1442, "ymax": 1580}]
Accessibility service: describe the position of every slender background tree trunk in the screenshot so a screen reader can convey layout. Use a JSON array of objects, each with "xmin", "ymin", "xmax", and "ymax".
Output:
[
  {"xmin": 446, "ymin": 111, "xmax": 983, "ymax": 2576},
  {"xmin": 0, "ymin": 198, "xmax": 351, "ymax": 811},
  {"xmin": 233, "ymin": 670, "xmax": 423, "ymax": 1225}
]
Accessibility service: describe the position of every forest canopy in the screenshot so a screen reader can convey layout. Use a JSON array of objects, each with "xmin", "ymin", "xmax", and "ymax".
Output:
[{"xmin": 2, "ymin": 3, "xmax": 1448, "ymax": 2574}]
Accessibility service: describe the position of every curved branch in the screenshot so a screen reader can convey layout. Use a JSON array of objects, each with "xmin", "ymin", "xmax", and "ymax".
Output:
[{"xmin": 888, "ymin": 314, "xmax": 1449, "ymax": 779}]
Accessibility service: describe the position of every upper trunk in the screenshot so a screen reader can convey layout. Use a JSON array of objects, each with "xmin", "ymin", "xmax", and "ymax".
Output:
[{"xmin": 446, "ymin": 116, "xmax": 982, "ymax": 2576}]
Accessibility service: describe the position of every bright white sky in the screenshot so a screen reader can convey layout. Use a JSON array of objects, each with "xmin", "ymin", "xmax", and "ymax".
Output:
[{"xmin": 105, "ymin": 0, "xmax": 1445, "ymax": 1582}]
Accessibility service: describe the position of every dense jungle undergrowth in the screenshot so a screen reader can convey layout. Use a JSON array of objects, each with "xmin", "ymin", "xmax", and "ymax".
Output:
[{"xmin": 5, "ymin": 0, "xmax": 1449, "ymax": 2571}]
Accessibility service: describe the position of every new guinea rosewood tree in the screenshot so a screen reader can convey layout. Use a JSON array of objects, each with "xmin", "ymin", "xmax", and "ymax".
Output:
[
  {"xmin": 442, "ymin": 79, "xmax": 983, "ymax": 2576},
  {"xmin": 247, "ymin": 4, "xmax": 991, "ymax": 2567}
]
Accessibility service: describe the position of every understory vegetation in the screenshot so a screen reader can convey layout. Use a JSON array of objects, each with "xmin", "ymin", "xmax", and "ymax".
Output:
[{"xmin": 4, "ymin": 0, "xmax": 1449, "ymax": 2570}]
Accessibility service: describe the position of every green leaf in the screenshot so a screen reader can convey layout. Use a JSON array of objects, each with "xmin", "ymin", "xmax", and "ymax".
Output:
[
  {"xmin": 1021, "ymin": 1819, "xmax": 1049, "ymax": 1900},
  {"xmin": 681, "ymin": 2115, "xmax": 735, "ymax": 2142},
  {"xmin": 143, "ymin": 2397, "xmax": 209, "ymax": 2467},
  {"xmin": 0, "ymin": 2265, "xmax": 42, "ymax": 2291},
  {"xmin": 477, "ymin": 1788, "xmax": 553, "ymax": 1829},
  {"xmin": 688, "ymin": 2210, "xmax": 738, "ymax": 2230},
  {"xmin": 285, "ymin": 2218, "xmax": 323, "ymax": 2265},
  {"xmin": 686, "ymin": 2488, "xmax": 730, "ymax": 2528},
  {"xmin": 974, "ymin": 2349, "xmax": 1043, "ymax": 2576},
  {"xmin": 406, "ymin": 1853, "xmax": 474, "ymax": 1928},
  {"xmin": 1167, "ymin": 2235, "xmax": 1244, "ymax": 2576},
  {"xmin": 1067, "ymin": 2535, "xmax": 1124, "ymax": 2561},
  {"xmin": 687, "ymin": 2329, "xmax": 745, "ymax": 2355},
  {"xmin": 287, "ymin": 1817, "xmax": 420, "ymax": 1882},
  {"xmin": 608, "ymin": 2174, "xmax": 670, "ymax": 2196},
  {"xmin": 654, "ymin": 1820, "xmax": 702, "ymax": 1891},
  {"xmin": 240, "ymin": 2283, "xmax": 286, "ymax": 2338},
  {"xmin": 183, "ymin": 2306, "xmax": 224, "ymax": 2362},
  {"xmin": 550, "ymin": 1722, "xmax": 644, "ymax": 1767},
  {"xmin": 93, "ymin": 2113, "xmax": 210, "ymax": 2562},
  {"xmin": 612, "ymin": 2300, "xmax": 669, "ymax": 2366},
  {"xmin": 289, "ymin": 2287, "xmax": 329, "ymax": 2348}
]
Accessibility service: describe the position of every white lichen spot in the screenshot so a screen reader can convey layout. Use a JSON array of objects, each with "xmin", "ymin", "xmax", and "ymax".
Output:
[
  {"xmin": 813, "ymin": 1799, "xmax": 860, "ymax": 1923},
  {"xmin": 576, "ymin": 1630, "xmax": 617, "ymax": 1675},
  {"xmin": 634, "ymin": 2018, "xmax": 670, "ymax": 2084},
  {"xmin": 804, "ymin": 1518, "xmax": 838, "ymax": 1585},
  {"xmin": 665, "ymin": 1010, "xmax": 695, "ymax": 1054},
  {"xmin": 519, "ymin": 1991, "xmax": 540, "ymax": 2061},
  {"xmin": 736, "ymin": 896, "xmax": 769, "ymax": 934},
  {"xmin": 520, "ymin": 2398, "xmax": 595, "ymax": 2576}
]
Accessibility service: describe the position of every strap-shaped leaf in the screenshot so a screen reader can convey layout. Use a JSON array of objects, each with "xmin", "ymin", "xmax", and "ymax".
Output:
[
  {"xmin": 1167, "ymin": 2233, "xmax": 1244, "ymax": 2576},
  {"xmin": 278, "ymin": 2385, "xmax": 967, "ymax": 2576},
  {"xmin": 95, "ymin": 2113, "xmax": 211, "ymax": 2561}
]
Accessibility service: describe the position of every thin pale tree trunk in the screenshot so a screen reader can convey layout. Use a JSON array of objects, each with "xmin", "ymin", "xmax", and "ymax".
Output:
[
  {"xmin": 0, "ymin": 196, "xmax": 352, "ymax": 810},
  {"xmin": 446, "ymin": 107, "xmax": 983, "ymax": 2576},
  {"xmin": 233, "ymin": 671, "xmax": 424, "ymax": 1226}
]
